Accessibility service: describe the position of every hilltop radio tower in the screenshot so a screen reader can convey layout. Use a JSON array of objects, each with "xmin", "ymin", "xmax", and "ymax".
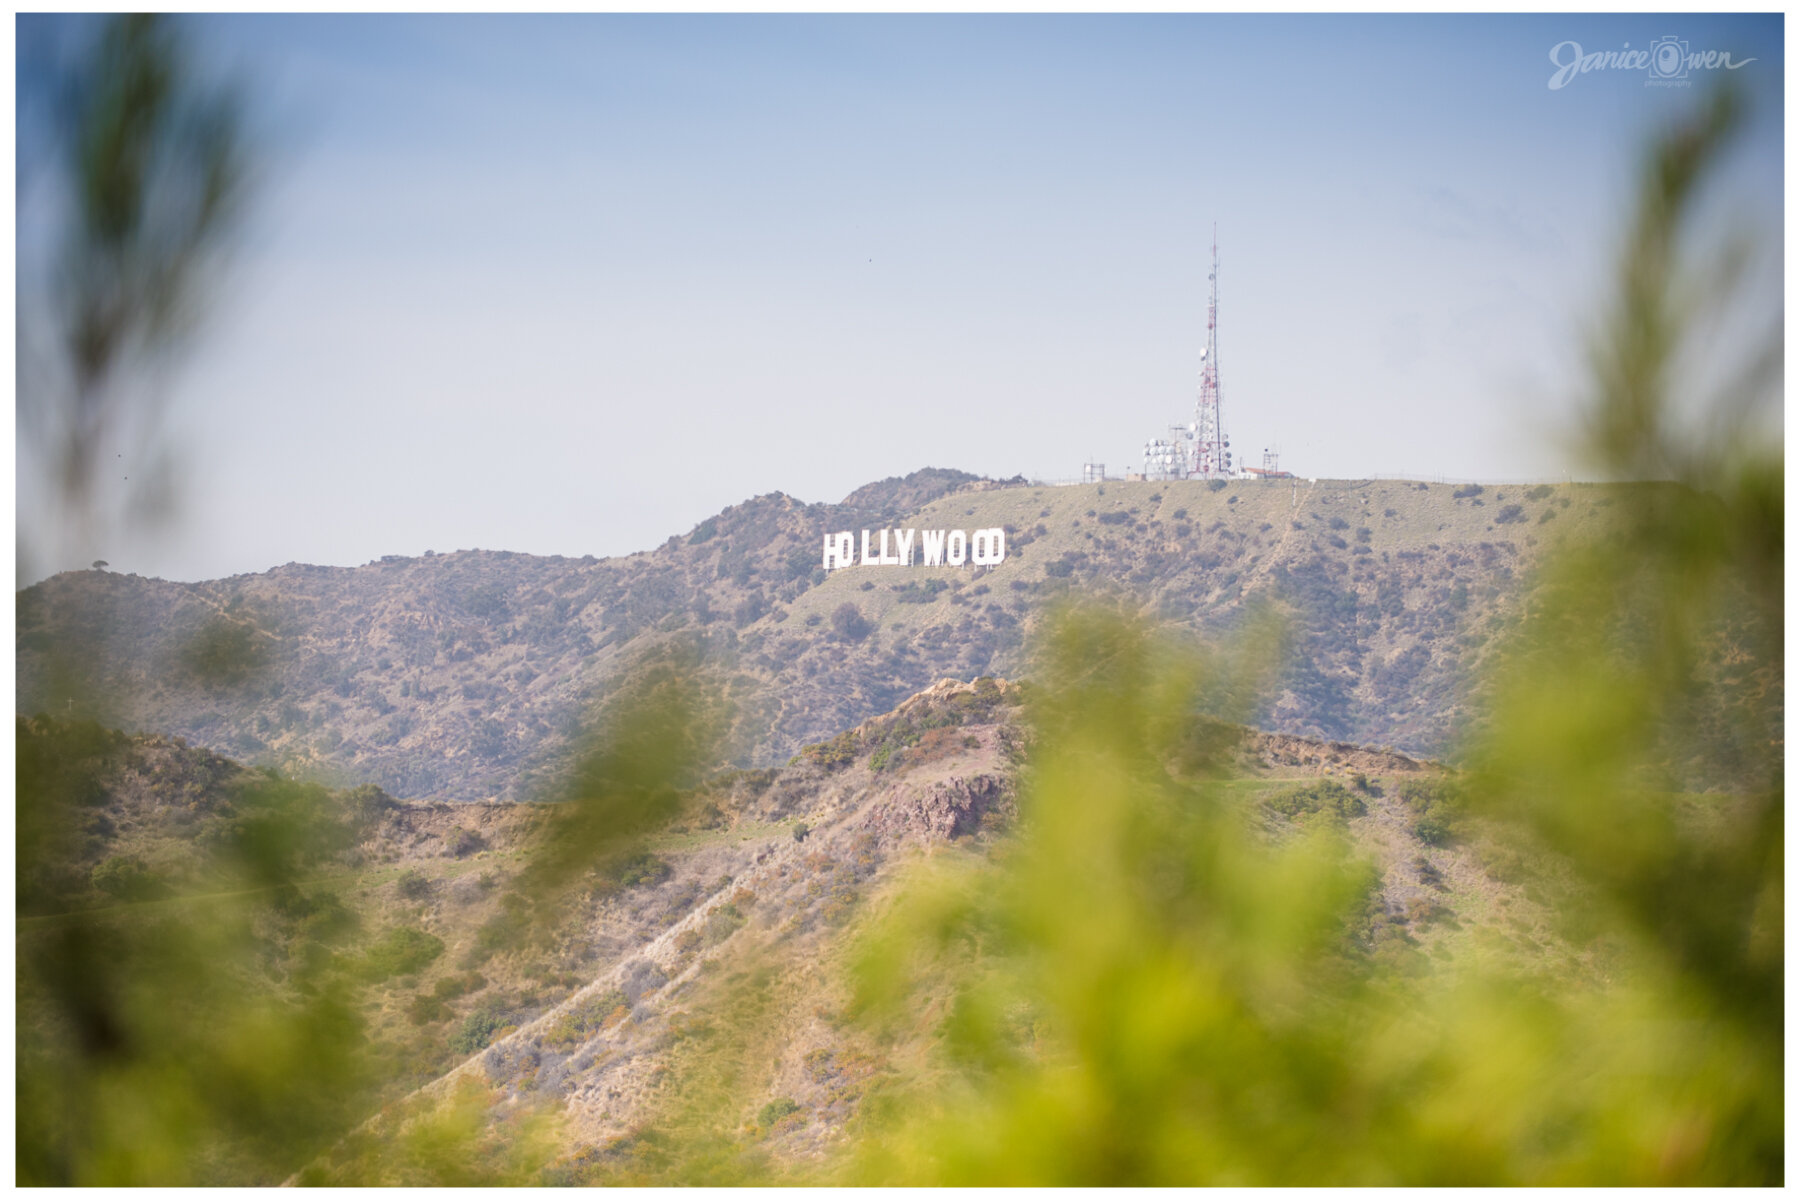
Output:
[
  {"xmin": 1139, "ymin": 228, "xmax": 1239, "ymax": 482},
  {"xmin": 1192, "ymin": 227, "xmax": 1230, "ymax": 478}
]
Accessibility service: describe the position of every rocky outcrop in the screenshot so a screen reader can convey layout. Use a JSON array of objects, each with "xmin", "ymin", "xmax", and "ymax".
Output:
[
  {"xmin": 1247, "ymin": 731, "xmax": 1437, "ymax": 777},
  {"xmin": 861, "ymin": 774, "xmax": 1012, "ymax": 846}
]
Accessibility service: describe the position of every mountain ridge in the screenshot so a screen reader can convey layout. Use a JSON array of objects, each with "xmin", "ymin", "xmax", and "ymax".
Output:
[{"xmin": 18, "ymin": 469, "xmax": 1624, "ymax": 803}]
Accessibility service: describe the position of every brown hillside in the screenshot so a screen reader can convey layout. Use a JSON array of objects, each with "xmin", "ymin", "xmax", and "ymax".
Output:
[{"xmin": 17, "ymin": 473, "xmax": 1664, "ymax": 804}]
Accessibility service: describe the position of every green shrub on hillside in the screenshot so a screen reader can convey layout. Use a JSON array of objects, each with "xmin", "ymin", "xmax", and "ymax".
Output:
[
  {"xmin": 446, "ymin": 828, "xmax": 484, "ymax": 857},
  {"xmin": 895, "ymin": 579, "xmax": 949, "ymax": 604},
  {"xmin": 470, "ymin": 893, "xmax": 534, "ymax": 963},
  {"xmin": 1263, "ymin": 778, "xmax": 1366, "ymax": 825},
  {"xmin": 831, "ymin": 603, "xmax": 872, "ymax": 642},
  {"xmin": 793, "ymin": 731, "xmax": 858, "ymax": 770},
  {"xmin": 615, "ymin": 852, "xmax": 673, "ymax": 888},
  {"xmin": 758, "ymin": 1097, "xmax": 802, "ymax": 1129},
  {"xmin": 355, "ymin": 927, "xmax": 444, "ymax": 982},
  {"xmin": 90, "ymin": 855, "xmax": 166, "ymax": 902},
  {"xmin": 541, "ymin": 989, "xmax": 628, "ymax": 1051},
  {"xmin": 702, "ymin": 903, "xmax": 746, "ymax": 946},
  {"xmin": 413, "ymin": 971, "xmax": 488, "ymax": 1024},
  {"xmin": 1398, "ymin": 778, "xmax": 1462, "ymax": 846},
  {"xmin": 450, "ymin": 1000, "xmax": 511, "ymax": 1055}
]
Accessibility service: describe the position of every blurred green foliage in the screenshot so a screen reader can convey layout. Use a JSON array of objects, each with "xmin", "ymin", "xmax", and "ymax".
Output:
[
  {"xmin": 14, "ymin": 634, "xmax": 721, "ymax": 1183},
  {"xmin": 516, "ymin": 640, "xmax": 724, "ymax": 900},
  {"xmin": 823, "ymin": 86, "xmax": 1780, "ymax": 1186},
  {"xmin": 88, "ymin": 853, "xmax": 166, "ymax": 900},
  {"xmin": 354, "ymin": 927, "xmax": 445, "ymax": 982},
  {"xmin": 301, "ymin": 1078, "xmax": 565, "ymax": 1186},
  {"xmin": 13, "ymin": 54, "xmax": 1777, "ymax": 1189},
  {"xmin": 19, "ymin": 12, "xmax": 250, "ymax": 573},
  {"xmin": 837, "ymin": 574, "xmax": 1774, "ymax": 1180},
  {"xmin": 842, "ymin": 607, "xmax": 1400, "ymax": 1183},
  {"xmin": 17, "ymin": 733, "xmax": 378, "ymax": 1183}
]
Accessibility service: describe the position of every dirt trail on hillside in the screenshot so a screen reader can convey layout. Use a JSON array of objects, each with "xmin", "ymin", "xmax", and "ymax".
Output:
[
  {"xmin": 297, "ymin": 682, "xmax": 1018, "ymax": 1177},
  {"xmin": 1229, "ymin": 476, "xmax": 1316, "ymax": 597}
]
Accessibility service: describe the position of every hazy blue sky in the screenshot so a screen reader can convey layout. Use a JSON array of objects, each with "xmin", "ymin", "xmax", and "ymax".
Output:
[{"xmin": 15, "ymin": 14, "xmax": 1783, "ymax": 582}]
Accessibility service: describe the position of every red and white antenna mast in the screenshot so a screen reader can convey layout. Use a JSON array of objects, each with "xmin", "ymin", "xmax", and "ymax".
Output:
[{"xmin": 1192, "ymin": 226, "xmax": 1230, "ymax": 478}]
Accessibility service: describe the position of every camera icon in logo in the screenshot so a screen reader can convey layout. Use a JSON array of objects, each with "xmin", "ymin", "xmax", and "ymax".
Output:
[{"xmin": 1648, "ymin": 34, "xmax": 1690, "ymax": 80}]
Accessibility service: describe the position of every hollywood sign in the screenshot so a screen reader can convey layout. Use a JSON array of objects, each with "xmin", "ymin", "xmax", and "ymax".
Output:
[{"xmin": 822, "ymin": 528, "xmax": 1006, "ymax": 570}]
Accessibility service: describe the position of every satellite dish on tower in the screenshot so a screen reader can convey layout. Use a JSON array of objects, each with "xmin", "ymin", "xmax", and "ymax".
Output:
[{"xmin": 1198, "ymin": 348, "xmax": 1208, "ymax": 360}]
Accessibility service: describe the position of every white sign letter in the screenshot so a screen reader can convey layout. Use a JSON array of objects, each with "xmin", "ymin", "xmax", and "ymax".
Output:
[
  {"xmin": 895, "ymin": 528, "xmax": 916, "ymax": 566},
  {"xmin": 922, "ymin": 529, "xmax": 946, "ymax": 567},
  {"xmin": 947, "ymin": 530, "xmax": 967, "ymax": 566}
]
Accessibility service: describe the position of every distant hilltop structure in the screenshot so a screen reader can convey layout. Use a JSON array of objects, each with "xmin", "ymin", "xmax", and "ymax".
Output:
[
  {"xmin": 1105, "ymin": 229, "xmax": 1292, "ymax": 484},
  {"xmin": 1242, "ymin": 447, "xmax": 1293, "ymax": 480}
]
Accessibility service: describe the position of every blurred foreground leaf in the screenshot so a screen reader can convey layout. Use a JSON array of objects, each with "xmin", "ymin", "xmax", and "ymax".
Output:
[
  {"xmin": 832, "ymin": 88, "xmax": 1780, "ymax": 1185},
  {"xmin": 19, "ymin": 13, "xmax": 250, "ymax": 571}
]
